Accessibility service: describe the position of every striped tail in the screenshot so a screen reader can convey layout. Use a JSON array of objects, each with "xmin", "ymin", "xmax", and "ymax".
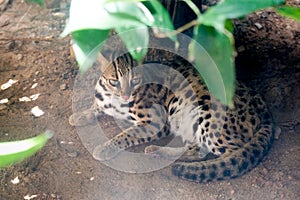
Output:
[{"xmin": 172, "ymin": 124, "xmax": 274, "ymax": 183}]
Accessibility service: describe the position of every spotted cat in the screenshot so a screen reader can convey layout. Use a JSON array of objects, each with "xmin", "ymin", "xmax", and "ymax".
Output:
[{"xmin": 69, "ymin": 52, "xmax": 274, "ymax": 183}]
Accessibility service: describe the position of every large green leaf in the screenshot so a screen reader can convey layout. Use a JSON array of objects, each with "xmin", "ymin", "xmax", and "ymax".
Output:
[
  {"xmin": 72, "ymin": 29, "xmax": 110, "ymax": 72},
  {"xmin": 144, "ymin": 0, "xmax": 177, "ymax": 42},
  {"xmin": 0, "ymin": 131, "xmax": 53, "ymax": 168},
  {"xmin": 276, "ymin": 6, "xmax": 300, "ymax": 21},
  {"xmin": 201, "ymin": 0, "xmax": 285, "ymax": 30},
  {"xmin": 62, "ymin": 0, "xmax": 153, "ymax": 36},
  {"xmin": 105, "ymin": 1, "xmax": 154, "ymax": 26},
  {"xmin": 190, "ymin": 25, "xmax": 235, "ymax": 107},
  {"xmin": 116, "ymin": 26, "xmax": 149, "ymax": 62},
  {"xmin": 104, "ymin": 0, "xmax": 177, "ymax": 42}
]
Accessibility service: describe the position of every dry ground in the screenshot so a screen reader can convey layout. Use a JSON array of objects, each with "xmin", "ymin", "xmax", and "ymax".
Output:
[{"xmin": 0, "ymin": 1, "xmax": 299, "ymax": 199}]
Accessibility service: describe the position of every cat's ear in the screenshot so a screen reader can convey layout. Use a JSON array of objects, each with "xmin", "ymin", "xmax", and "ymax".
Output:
[{"xmin": 95, "ymin": 53, "xmax": 110, "ymax": 73}]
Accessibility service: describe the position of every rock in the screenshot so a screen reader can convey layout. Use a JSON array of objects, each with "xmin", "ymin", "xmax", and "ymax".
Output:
[
  {"xmin": 261, "ymin": 167, "xmax": 268, "ymax": 175},
  {"xmin": 67, "ymin": 151, "xmax": 78, "ymax": 157},
  {"xmin": 254, "ymin": 22, "xmax": 263, "ymax": 30},
  {"xmin": 52, "ymin": 12, "xmax": 66, "ymax": 18},
  {"xmin": 16, "ymin": 54, "xmax": 23, "ymax": 60},
  {"xmin": 275, "ymin": 127, "xmax": 281, "ymax": 140},
  {"xmin": 60, "ymin": 83, "xmax": 67, "ymax": 90},
  {"xmin": 0, "ymin": 104, "xmax": 7, "ymax": 110}
]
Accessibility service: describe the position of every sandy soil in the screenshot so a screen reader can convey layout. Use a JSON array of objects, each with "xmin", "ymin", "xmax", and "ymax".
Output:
[{"xmin": 0, "ymin": 1, "xmax": 299, "ymax": 199}]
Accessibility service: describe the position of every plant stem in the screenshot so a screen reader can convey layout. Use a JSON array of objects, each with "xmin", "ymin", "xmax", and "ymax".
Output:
[
  {"xmin": 154, "ymin": 19, "xmax": 199, "ymax": 38},
  {"xmin": 182, "ymin": 0, "xmax": 202, "ymax": 17},
  {"xmin": 175, "ymin": 20, "xmax": 199, "ymax": 34}
]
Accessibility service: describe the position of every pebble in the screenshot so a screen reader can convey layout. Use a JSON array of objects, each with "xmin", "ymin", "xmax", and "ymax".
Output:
[
  {"xmin": 275, "ymin": 127, "xmax": 281, "ymax": 140},
  {"xmin": 60, "ymin": 83, "xmax": 67, "ymax": 90},
  {"xmin": 16, "ymin": 54, "xmax": 23, "ymax": 60},
  {"xmin": 0, "ymin": 98, "xmax": 8, "ymax": 104},
  {"xmin": 254, "ymin": 22, "xmax": 263, "ymax": 30},
  {"xmin": 67, "ymin": 151, "xmax": 78, "ymax": 157},
  {"xmin": 52, "ymin": 12, "xmax": 66, "ymax": 18},
  {"xmin": 23, "ymin": 177, "xmax": 30, "ymax": 183},
  {"xmin": 261, "ymin": 167, "xmax": 268, "ymax": 175}
]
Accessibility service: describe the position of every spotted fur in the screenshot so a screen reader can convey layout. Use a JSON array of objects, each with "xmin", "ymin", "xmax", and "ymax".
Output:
[{"xmin": 69, "ymin": 52, "xmax": 274, "ymax": 183}]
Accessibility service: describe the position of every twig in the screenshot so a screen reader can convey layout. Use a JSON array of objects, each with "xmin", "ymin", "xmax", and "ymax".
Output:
[
  {"xmin": 14, "ymin": 5, "xmax": 32, "ymax": 32},
  {"xmin": 154, "ymin": 20, "xmax": 199, "ymax": 38}
]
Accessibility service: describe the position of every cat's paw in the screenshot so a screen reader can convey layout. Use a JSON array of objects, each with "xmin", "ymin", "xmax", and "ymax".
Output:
[
  {"xmin": 144, "ymin": 145, "xmax": 161, "ymax": 154},
  {"xmin": 145, "ymin": 145, "xmax": 185, "ymax": 160},
  {"xmin": 144, "ymin": 145, "xmax": 172, "ymax": 160},
  {"xmin": 69, "ymin": 109, "xmax": 96, "ymax": 126},
  {"xmin": 93, "ymin": 141, "xmax": 122, "ymax": 161}
]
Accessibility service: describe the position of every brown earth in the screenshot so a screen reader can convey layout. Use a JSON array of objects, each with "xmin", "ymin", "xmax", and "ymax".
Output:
[{"xmin": 0, "ymin": 0, "xmax": 299, "ymax": 199}]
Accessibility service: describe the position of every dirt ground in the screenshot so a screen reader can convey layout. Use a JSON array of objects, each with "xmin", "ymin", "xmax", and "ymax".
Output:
[{"xmin": 0, "ymin": 1, "xmax": 299, "ymax": 200}]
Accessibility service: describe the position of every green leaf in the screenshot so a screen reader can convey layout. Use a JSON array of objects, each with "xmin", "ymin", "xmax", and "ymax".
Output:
[
  {"xmin": 72, "ymin": 29, "xmax": 109, "ymax": 72},
  {"xmin": 104, "ymin": 0, "xmax": 177, "ymax": 42},
  {"xmin": 190, "ymin": 25, "xmax": 235, "ymax": 107},
  {"xmin": 276, "ymin": 6, "xmax": 300, "ymax": 21},
  {"xmin": 116, "ymin": 26, "xmax": 149, "ymax": 62},
  {"xmin": 105, "ymin": 1, "xmax": 154, "ymax": 25},
  {"xmin": 62, "ymin": 0, "xmax": 153, "ymax": 36},
  {"xmin": 144, "ymin": 0, "xmax": 177, "ymax": 42},
  {"xmin": 225, "ymin": 19, "xmax": 234, "ymax": 33},
  {"xmin": 27, "ymin": 0, "xmax": 44, "ymax": 6},
  {"xmin": 201, "ymin": 0, "xmax": 285, "ymax": 31},
  {"xmin": 0, "ymin": 131, "xmax": 53, "ymax": 168},
  {"xmin": 103, "ymin": 0, "xmax": 177, "ymax": 42}
]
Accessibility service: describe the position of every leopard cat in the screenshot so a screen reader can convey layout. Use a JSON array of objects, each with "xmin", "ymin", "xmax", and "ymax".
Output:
[{"xmin": 69, "ymin": 51, "xmax": 274, "ymax": 183}]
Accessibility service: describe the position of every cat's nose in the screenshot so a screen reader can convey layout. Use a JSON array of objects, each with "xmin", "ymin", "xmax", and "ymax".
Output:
[{"xmin": 122, "ymin": 95, "xmax": 129, "ymax": 101}]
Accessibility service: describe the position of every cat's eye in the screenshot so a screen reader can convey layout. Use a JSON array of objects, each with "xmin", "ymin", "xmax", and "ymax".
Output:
[
  {"xmin": 109, "ymin": 79, "xmax": 119, "ymax": 87},
  {"xmin": 131, "ymin": 78, "xmax": 141, "ymax": 86}
]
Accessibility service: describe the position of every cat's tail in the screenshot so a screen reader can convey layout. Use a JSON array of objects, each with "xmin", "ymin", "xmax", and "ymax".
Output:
[{"xmin": 172, "ymin": 123, "xmax": 274, "ymax": 183}]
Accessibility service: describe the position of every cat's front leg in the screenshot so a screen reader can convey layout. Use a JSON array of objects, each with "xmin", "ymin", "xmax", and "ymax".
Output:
[
  {"xmin": 93, "ymin": 139, "xmax": 123, "ymax": 161},
  {"xmin": 69, "ymin": 101, "xmax": 103, "ymax": 126},
  {"xmin": 92, "ymin": 127, "xmax": 136, "ymax": 161},
  {"xmin": 69, "ymin": 108, "xmax": 97, "ymax": 126},
  {"xmin": 93, "ymin": 122, "xmax": 170, "ymax": 161}
]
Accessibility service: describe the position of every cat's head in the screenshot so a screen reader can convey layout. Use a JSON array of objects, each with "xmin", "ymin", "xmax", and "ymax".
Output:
[{"xmin": 98, "ymin": 53, "xmax": 143, "ymax": 101}]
